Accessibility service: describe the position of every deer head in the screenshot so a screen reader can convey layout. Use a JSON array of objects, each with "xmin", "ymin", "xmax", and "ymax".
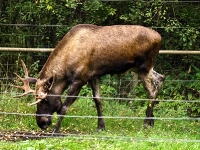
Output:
[{"xmin": 12, "ymin": 60, "xmax": 62, "ymax": 130}]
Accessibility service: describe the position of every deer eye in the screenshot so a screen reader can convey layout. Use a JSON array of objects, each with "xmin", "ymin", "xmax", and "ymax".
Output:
[{"xmin": 41, "ymin": 99, "xmax": 49, "ymax": 106}]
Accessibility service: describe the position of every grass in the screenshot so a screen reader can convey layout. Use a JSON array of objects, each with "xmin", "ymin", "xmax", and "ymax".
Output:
[
  {"xmin": 2, "ymin": 138, "xmax": 200, "ymax": 150},
  {"xmin": 1, "ymin": 92, "xmax": 200, "ymax": 149}
]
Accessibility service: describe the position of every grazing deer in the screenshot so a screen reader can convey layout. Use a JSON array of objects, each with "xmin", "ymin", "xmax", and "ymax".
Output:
[{"xmin": 13, "ymin": 24, "xmax": 165, "ymax": 134}]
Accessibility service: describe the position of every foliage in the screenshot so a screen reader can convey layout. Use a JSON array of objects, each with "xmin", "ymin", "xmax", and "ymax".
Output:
[{"xmin": 1, "ymin": 1, "xmax": 199, "ymax": 48}]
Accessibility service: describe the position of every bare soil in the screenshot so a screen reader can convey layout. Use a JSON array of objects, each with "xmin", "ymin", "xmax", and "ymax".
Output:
[{"xmin": 0, "ymin": 131, "xmax": 66, "ymax": 141}]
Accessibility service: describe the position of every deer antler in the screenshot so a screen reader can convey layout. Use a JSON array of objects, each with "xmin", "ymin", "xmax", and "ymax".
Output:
[{"xmin": 12, "ymin": 60, "xmax": 36, "ymax": 98}]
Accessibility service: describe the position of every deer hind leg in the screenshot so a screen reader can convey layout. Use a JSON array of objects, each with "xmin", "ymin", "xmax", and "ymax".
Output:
[
  {"xmin": 90, "ymin": 78, "xmax": 105, "ymax": 131},
  {"xmin": 139, "ymin": 68, "xmax": 165, "ymax": 127}
]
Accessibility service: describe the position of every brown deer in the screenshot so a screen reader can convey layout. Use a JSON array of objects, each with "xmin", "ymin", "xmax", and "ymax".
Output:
[{"xmin": 13, "ymin": 24, "xmax": 165, "ymax": 134}]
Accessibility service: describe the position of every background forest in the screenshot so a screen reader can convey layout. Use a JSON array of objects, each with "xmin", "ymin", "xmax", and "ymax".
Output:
[{"xmin": 0, "ymin": 0, "xmax": 200, "ymax": 117}]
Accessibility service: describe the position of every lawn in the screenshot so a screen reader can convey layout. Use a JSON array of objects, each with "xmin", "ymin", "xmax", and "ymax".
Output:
[{"xmin": 1, "ymin": 93, "xmax": 200, "ymax": 150}]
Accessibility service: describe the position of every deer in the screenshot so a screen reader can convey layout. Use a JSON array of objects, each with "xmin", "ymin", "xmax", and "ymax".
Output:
[{"xmin": 13, "ymin": 24, "xmax": 165, "ymax": 134}]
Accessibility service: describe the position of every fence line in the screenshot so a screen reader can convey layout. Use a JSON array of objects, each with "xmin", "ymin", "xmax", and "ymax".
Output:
[
  {"xmin": 3, "ymin": 92, "xmax": 200, "ymax": 103},
  {"xmin": 0, "ymin": 47, "xmax": 200, "ymax": 54},
  {"xmin": 0, "ymin": 110, "xmax": 200, "ymax": 142},
  {"xmin": 1, "ymin": 23, "xmax": 200, "ymax": 28},
  {"xmin": 0, "ymin": 111, "xmax": 199, "ymax": 121},
  {"xmin": 1, "ymin": 77, "xmax": 199, "ymax": 82},
  {"xmin": 1, "ymin": 131, "xmax": 200, "ymax": 143},
  {"xmin": 1, "ymin": 48, "xmax": 200, "ymax": 142}
]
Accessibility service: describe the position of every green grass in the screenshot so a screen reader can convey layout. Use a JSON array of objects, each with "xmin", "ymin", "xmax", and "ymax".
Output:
[
  {"xmin": 1, "ymin": 92, "xmax": 200, "ymax": 149},
  {"xmin": 2, "ymin": 138, "xmax": 200, "ymax": 150}
]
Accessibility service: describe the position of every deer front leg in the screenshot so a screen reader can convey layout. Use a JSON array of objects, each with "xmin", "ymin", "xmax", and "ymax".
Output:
[
  {"xmin": 144, "ymin": 100, "xmax": 155, "ymax": 127},
  {"xmin": 140, "ymin": 69, "xmax": 165, "ymax": 127},
  {"xmin": 52, "ymin": 81, "xmax": 83, "ymax": 135}
]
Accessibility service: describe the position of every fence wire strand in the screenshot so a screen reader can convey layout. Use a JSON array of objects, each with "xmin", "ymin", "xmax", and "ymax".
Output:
[
  {"xmin": 1, "ymin": 130, "xmax": 200, "ymax": 143},
  {"xmin": 1, "ymin": 76, "xmax": 200, "ymax": 142},
  {"xmin": 2, "ymin": 92, "xmax": 199, "ymax": 103},
  {"xmin": 1, "ymin": 111, "xmax": 200, "ymax": 121}
]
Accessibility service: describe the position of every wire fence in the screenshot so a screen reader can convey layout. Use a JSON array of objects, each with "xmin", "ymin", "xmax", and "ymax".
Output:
[
  {"xmin": 1, "ymin": 47, "xmax": 200, "ymax": 54},
  {"xmin": 1, "ymin": 110, "xmax": 200, "ymax": 121},
  {"xmin": 1, "ymin": 67, "xmax": 200, "ymax": 142}
]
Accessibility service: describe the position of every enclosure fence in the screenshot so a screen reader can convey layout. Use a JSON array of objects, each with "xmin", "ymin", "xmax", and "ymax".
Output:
[
  {"xmin": 0, "ymin": 48, "xmax": 200, "ymax": 142},
  {"xmin": 1, "ymin": 47, "xmax": 200, "ymax": 54}
]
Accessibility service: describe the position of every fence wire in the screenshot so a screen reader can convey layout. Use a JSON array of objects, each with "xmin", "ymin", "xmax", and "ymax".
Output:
[
  {"xmin": 1, "ymin": 131, "xmax": 200, "ymax": 143},
  {"xmin": 1, "ymin": 73, "xmax": 200, "ymax": 142},
  {"xmin": 1, "ymin": 111, "xmax": 200, "ymax": 121}
]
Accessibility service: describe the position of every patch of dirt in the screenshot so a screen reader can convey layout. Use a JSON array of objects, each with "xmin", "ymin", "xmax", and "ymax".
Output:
[{"xmin": 0, "ymin": 131, "xmax": 66, "ymax": 141}]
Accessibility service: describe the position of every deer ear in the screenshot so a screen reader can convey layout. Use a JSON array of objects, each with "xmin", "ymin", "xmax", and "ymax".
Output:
[
  {"xmin": 46, "ymin": 75, "xmax": 56, "ymax": 91},
  {"xmin": 44, "ymin": 70, "xmax": 57, "ymax": 92}
]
